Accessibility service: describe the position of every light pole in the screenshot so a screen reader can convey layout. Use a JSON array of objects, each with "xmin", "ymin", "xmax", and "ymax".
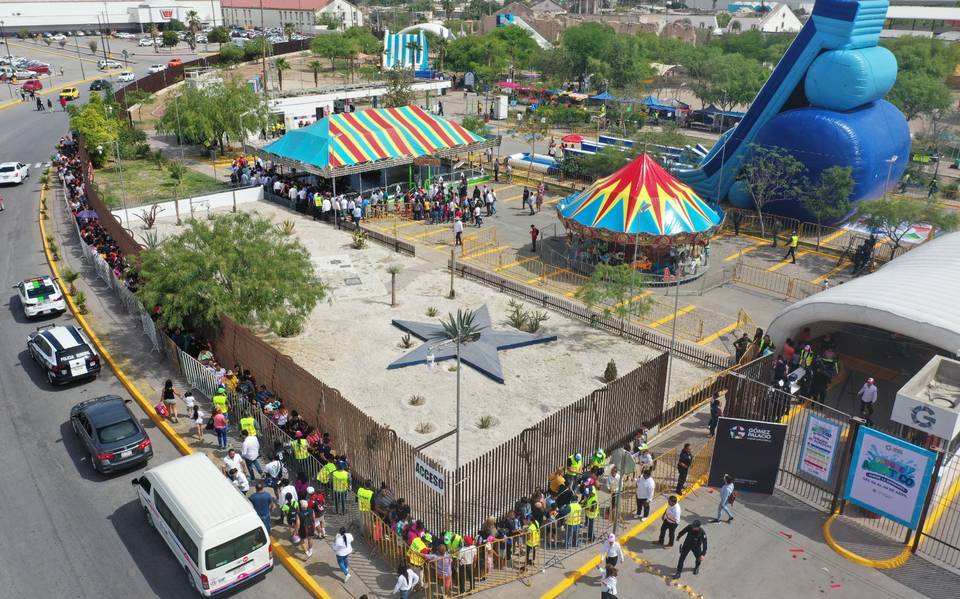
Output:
[
  {"xmin": 0, "ymin": 21, "xmax": 12, "ymax": 59},
  {"xmin": 884, "ymin": 154, "xmax": 899, "ymax": 199},
  {"xmin": 426, "ymin": 336, "xmax": 463, "ymax": 529},
  {"xmin": 73, "ymin": 33, "xmax": 86, "ymax": 79},
  {"xmin": 662, "ymin": 276, "xmax": 681, "ymax": 414}
]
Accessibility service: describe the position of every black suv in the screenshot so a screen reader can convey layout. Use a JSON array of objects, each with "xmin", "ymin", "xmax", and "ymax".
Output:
[
  {"xmin": 89, "ymin": 79, "xmax": 110, "ymax": 91},
  {"xmin": 70, "ymin": 395, "xmax": 153, "ymax": 474}
]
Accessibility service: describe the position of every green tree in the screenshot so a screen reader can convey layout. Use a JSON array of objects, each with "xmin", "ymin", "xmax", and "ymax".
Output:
[
  {"xmin": 148, "ymin": 23, "xmax": 160, "ymax": 53},
  {"xmin": 736, "ymin": 145, "xmax": 807, "ymax": 238},
  {"xmin": 185, "ymin": 10, "xmax": 202, "ymax": 51},
  {"xmin": 88, "ymin": 40, "xmax": 98, "ymax": 55},
  {"xmin": 802, "ymin": 166, "xmax": 854, "ymax": 247},
  {"xmin": 308, "ymin": 59, "xmax": 323, "ymax": 86},
  {"xmin": 167, "ymin": 18, "xmax": 186, "ymax": 31},
  {"xmin": 461, "ymin": 115, "xmax": 487, "ymax": 136},
  {"xmin": 67, "ymin": 95, "xmax": 120, "ymax": 168},
  {"xmin": 343, "ymin": 26, "xmax": 380, "ymax": 54},
  {"xmin": 58, "ymin": 38, "xmax": 67, "ymax": 50},
  {"xmin": 274, "ymin": 58, "xmax": 291, "ymax": 90},
  {"xmin": 161, "ymin": 30, "xmax": 179, "ymax": 48},
  {"xmin": 561, "ymin": 22, "xmax": 616, "ymax": 90},
  {"xmin": 243, "ymin": 36, "xmax": 272, "ymax": 60},
  {"xmin": 311, "ymin": 33, "xmax": 342, "ymax": 71},
  {"xmin": 157, "ymin": 79, "xmax": 270, "ymax": 154},
  {"xmin": 575, "ymin": 263, "xmax": 653, "ymax": 326},
  {"xmin": 284, "ymin": 22, "xmax": 297, "ymax": 41},
  {"xmin": 208, "ymin": 26, "xmax": 230, "ymax": 46},
  {"xmin": 856, "ymin": 197, "xmax": 959, "ymax": 250},
  {"xmin": 464, "ymin": 0, "xmax": 499, "ymax": 19},
  {"xmin": 382, "ymin": 67, "xmax": 415, "ymax": 107},
  {"xmin": 137, "ymin": 212, "xmax": 326, "ymax": 334},
  {"xmin": 692, "ymin": 53, "xmax": 767, "ymax": 111},
  {"xmin": 489, "ymin": 25, "xmax": 538, "ymax": 76},
  {"xmin": 888, "ymin": 71, "xmax": 951, "ymax": 121},
  {"xmin": 219, "ymin": 43, "xmax": 245, "ymax": 63}
]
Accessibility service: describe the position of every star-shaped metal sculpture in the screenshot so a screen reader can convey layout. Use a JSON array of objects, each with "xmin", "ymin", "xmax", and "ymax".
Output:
[{"xmin": 388, "ymin": 305, "xmax": 557, "ymax": 384}]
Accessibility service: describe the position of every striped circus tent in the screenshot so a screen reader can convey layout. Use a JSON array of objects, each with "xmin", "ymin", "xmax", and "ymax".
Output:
[
  {"xmin": 262, "ymin": 105, "xmax": 486, "ymax": 172},
  {"xmin": 382, "ymin": 29, "xmax": 429, "ymax": 71},
  {"xmin": 557, "ymin": 153, "xmax": 723, "ymax": 246}
]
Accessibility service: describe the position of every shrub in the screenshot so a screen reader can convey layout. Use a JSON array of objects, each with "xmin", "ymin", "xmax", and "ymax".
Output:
[
  {"xmin": 426, "ymin": 306, "xmax": 439, "ymax": 317},
  {"xmin": 476, "ymin": 415, "xmax": 496, "ymax": 429},
  {"xmin": 73, "ymin": 290, "xmax": 88, "ymax": 313},
  {"xmin": 275, "ymin": 313, "xmax": 303, "ymax": 337},
  {"xmin": 415, "ymin": 422, "xmax": 435, "ymax": 434},
  {"xmin": 351, "ymin": 229, "xmax": 367, "ymax": 249},
  {"xmin": 400, "ymin": 333, "xmax": 414, "ymax": 348},
  {"xmin": 408, "ymin": 394, "xmax": 426, "ymax": 406},
  {"xmin": 61, "ymin": 269, "xmax": 80, "ymax": 294},
  {"xmin": 603, "ymin": 359, "xmax": 618, "ymax": 383},
  {"xmin": 277, "ymin": 220, "xmax": 296, "ymax": 236}
]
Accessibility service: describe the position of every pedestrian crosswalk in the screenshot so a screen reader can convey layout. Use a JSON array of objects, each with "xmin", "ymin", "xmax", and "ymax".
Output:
[{"xmin": 33, "ymin": 162, "xmax": 50, "ymax": 169}]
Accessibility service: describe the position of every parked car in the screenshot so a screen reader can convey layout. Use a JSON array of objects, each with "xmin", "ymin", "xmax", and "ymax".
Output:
[
  {"xmin": 12, "ymin": 69, "xmax": 35, "ymax": 79},
  {"xmin": 97, "ymin": 59, "xmax": 122, "ymax": 70},
  {"xmin": 51, "ymin": 34, "xmax": 66, "ymax": 41},
  {"xmin": 138, "ymin": 37, "xmax": 156, "ymax": 47},
  {"xmin": 26, "ymin": 324, "xmax": 101, "ymax": 385},
  {"xmin": 0, "ymin": 162, "xmax": 30, "ymax": 185},
  {"xmin": 148, "ymin": 64, "xmax": 167, "ymax": 74},
  {"xmin": 167, "ymin": 58, "xmax": 183, "ymax": 68},
  {"xmin": 26, "ymin": 64, "xmax": 50, "ymax": 74},
  {"xmin": 59, "ymin": 87, "xmax": 80, "ymax": 100},
  {"xmin": 14, "ymin": 276, "xmax": 66, "ymax": 318},
  {"xmin": 70, "ymin": 396, "xmax": 153, "ymax": 474},
  {"xmin": 21, "ymin": 79, "xmax": 43, "ymax": 93}
]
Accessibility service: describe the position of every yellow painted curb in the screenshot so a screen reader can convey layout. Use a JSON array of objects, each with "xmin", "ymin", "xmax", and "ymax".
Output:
[
  {"xmin": 39, "ymin": 174, "xmax": 330, "ymax": 599},
  {"xmin": 540, "ymin": 480, "xmax": 705, "ymax": 599},
  {"xmin": 821, "ymin": 513, "xmax": 912, "ymax": 569}
]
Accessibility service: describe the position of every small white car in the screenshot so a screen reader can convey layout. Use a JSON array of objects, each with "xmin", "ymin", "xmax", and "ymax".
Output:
[
  {"xmin": 0, "ymin": 162, "xmax": 29, "ymax": 185},
  {"xmin": 138, "ymin": 37, "xmax": 156, "ymax": 47},
  {"xmin": 97, "ymin": 59, "xmax": 123, "ymax": 70},
  {"xmin": 15, "ymin": 276, "xmax": 67, "ymax": 318},
  {"xmin": 75, "ymin": 31, "xmax": 85, "ymax": 37},
  {"xmin": 118, "ymin": 71, "xmax": 135, "ymax": 83},
  {"xmin": 147, "ymin": 64, "xmax": 167, "ymax": 74},
  {"xmin": 51, "ymin": 34, "xmax": 66, "ymax": 42},
  {"xmin": 27, "ymin": 324, "xmax": 101, "ymax": 385},
  {"xmin": 12, "ymin": 69, "xmax": 34, "ymax": 79}
]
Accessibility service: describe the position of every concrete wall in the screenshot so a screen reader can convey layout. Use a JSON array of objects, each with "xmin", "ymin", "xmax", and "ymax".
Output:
[{"xmin": 109, "ymin": 185, "xmax": 263, "ymax": 226}]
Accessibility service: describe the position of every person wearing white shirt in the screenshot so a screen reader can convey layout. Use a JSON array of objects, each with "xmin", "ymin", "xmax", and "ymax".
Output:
[
  {"xmin": 273, "ymin": 179, "xmax": 282, "ymax": 194},
  {"xmin": 224, "ymin": 448, "xmax": 247, "ymax": 478},
  {"xmin": 279, "ymin": 481, "xmax": 298, "ymax": 507},
  {"xmin": 288, "ymin": 186, "xmax": 298, "ymax": 202},
  {"xmin": 657, "ymin": 495, "xmax": 682, "ymax": 547},
  {"xmin": 637, "ymin": 448, "xmax": 654, "ymax": 471},
  {"xmin": 453, "ymin": 218, "xmax": 464, "ymax": 246},
  {"xmin": 392, "ymin": 564, "xmax": 420, "ymax": 598},
  {"xmin": 229, "ymin": 468, "xmax": 250, "ymax": 494},
  {"xmin": 599, "ymin": 564, "xmax": 618, "ymax": 598},
  {"xmin": 333, "ymin": 527, "xmax": 354, "ymax": 582},
  {"xmin": 241, "ymin": 431, "xmax": 262, "ymax": 479},
  {"xmin": 635, "ymin": 470, "xmax": 656, "ymax": 520},
  {"xmin": 601, "ymin": 533, "xmax": 623, "ymax": 568}
]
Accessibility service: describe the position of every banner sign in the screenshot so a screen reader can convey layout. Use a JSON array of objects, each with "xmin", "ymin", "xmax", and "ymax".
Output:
[
  {"xmin": 843, "ymin": 427, "xmax": 935, "ymax": 529},
  {"xmin": 708, "ymin": 417, "xmax": 787, "ymax": 494},
  {"xmin": 415, "ymin": 457, "xmax": 445, "ymax": 494},
  {"xmin": 798, "ymin": 414, "xmax": 841, "ymax": 484}
]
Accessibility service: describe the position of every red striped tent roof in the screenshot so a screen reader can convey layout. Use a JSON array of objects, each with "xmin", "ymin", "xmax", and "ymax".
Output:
[{"xmin": 263, "ymin": 105, "xmax": 485, "ymax": 170}]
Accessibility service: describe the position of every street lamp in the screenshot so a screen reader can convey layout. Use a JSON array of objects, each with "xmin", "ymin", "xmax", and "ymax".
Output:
[
  {"xmin": 98, "ymin": 139, "xmax": 130, "ymax": 229},
  {"xmin": 0, "ymin": 21, "xmax": 12, "ymax": 60},
  {"xmin": 883, "ymin": 154, "xmax": 899, "ymax": 199}
]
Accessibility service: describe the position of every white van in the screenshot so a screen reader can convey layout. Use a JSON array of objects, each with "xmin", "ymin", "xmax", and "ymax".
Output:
[{"xmin": 132, "ymin": 453, "xmax": 273, "ymax": 595}]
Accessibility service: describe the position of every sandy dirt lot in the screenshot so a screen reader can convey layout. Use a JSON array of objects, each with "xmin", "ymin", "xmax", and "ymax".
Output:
[{"xmin": 150, "ymin": 201, "xmax": 713, "ymax": 467}]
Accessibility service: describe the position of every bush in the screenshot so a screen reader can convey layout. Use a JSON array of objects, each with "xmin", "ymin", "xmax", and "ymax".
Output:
[
  {"xmin": 408, "ymin": 394, "xmax": 426, "ymax": 406},
  {"xmin": 73, "ymin": 290, "xmax": 88, "ymax": 313},
  {"xmin": 603, "ymin": 359, "xmax": 618, "ymax": 383},
  {"xmin": 426, "ymin": 306, "xmax": 439, "ymax": 317},
  {"xmin": 351, "ymin": 229, "xmax": 367, "ymax": 249},
  {"xmin": 275, "ymin": 313, "xmax": 303, "ymax": 337},
  {"xmin": 219, "ymin": 43, "xmax": 245, "ymax": 63},
  {"xmin": 61, "ymin": 269, "xmax": 80, "ymax": 294},
  {"xmin": 400, "ymin": 333, "xmax": 414, "ymax": 348}
]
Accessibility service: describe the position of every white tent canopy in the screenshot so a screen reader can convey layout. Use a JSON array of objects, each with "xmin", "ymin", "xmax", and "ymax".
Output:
[{"xmin": 767, "ymin": 232, "xmax": 960, "ymax": 354}]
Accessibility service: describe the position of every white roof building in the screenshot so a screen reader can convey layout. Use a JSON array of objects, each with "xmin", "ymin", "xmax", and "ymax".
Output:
[{"xmin": 727, "ymin": 3, "xmax": 803, "ymax": 33}]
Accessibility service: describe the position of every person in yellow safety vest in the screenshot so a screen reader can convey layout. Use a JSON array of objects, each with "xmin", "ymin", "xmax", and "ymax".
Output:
[
  {"xmin": 408, "ymin": 533, "xmax": 428, "ymax": 568},
  {"xmin": 784, "ymin": 230, "xmax": 800, "ymax": 264},
  {"xmin": 798, "ymin": 344, "xmax": 815, "ymax": 369},
  {"xmin": 356, "ymin": 481, "xmax": 374, "ymax": 513},
  {"xmin": 313, "ymin": 193, "xmax": 322, "ymax": 221},
  {"xmin": 524, "ymin": 517, "xmax": 540, "ymax": 565},
  {"xmin": 565, "ymin": 453, "xmax": 583, "ymax": 479},
  {"xmin": 591, "ymin": 449, "xmax": 606, "ymax": 476},
  {"xmin": 331, "ymin": 464, "xmax": 351, "ymax": 515},
  {"xmin": 316, "ymin": 461, "xmax": 337, "ymax": 489},
  {"xmin": 211, "ymin": 386, "xmax": 229, "ymax": 421},
  {"xmin": 565, "ymin": 500, "xmax": 583, "ymax": 549},
  {"xmin": 239, "ymin": 414, "xmax": 257, "ymax": 437},
  {"xmin": 583, "ymin": 486, "xmax": 600, "ymax": 543},
  {"xmin": 443, "ymin": 531, "xmax": 463, "ymax": 553}
]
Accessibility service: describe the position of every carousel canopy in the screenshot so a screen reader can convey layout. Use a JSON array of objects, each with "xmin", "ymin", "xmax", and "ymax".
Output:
[{"xmin": 557, "ymin": 153, "xmax": 723, "ymax": 241}]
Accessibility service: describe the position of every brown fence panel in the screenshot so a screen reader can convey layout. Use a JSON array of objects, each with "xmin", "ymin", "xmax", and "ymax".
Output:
[{"xmin": 77, "ymin": 140, "xmax": 143, "ymax": 258}]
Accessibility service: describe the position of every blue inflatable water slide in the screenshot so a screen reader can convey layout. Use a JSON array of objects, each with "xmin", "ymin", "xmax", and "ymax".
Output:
[{"xmin": 676, "ymin": 0, "xmax": 912, "ymax": 222}]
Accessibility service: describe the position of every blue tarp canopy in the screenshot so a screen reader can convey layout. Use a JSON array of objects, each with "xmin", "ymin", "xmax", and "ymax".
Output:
[{"xmin": 590, "ymin": 91, "xmax": 615, "ymax": 101}]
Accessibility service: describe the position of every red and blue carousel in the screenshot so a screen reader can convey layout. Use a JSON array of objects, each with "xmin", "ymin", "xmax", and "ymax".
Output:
[{"xmin": 556, "ymin": 153, "xmax": 723, "ymax": 280}]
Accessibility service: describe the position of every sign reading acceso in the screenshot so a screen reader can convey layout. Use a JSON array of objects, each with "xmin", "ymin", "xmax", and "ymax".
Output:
[
  {"xmin": 843, "ymin": 427, "xmax": 935, "ymax": 528},
  {"xmin": 415, "ymin": 457, "xmax": 445, "ymax": 494},
  {"xmin": 708, "ymin": 417, "xmax": 787, "ymax": 494}
]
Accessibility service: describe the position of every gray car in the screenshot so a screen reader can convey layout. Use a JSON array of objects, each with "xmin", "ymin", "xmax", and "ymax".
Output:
[{"xmin": 70, "ymin": 395, "xmax": 154, "ymax": 474}]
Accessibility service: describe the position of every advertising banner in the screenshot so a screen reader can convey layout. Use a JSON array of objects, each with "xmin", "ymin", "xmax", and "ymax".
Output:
[
  {"xmin": 798, "ymin": 414, "xmax": 842, "ymax": 484},
  {"xmin": 843, "ymin": 427, "xmax": 936, "ymax": 529},
  {"xmin": 708, "ymin": 417, "xmax": 788, "ymax": 494}
]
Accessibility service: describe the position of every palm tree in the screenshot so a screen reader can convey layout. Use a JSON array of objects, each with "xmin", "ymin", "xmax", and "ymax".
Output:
[
  {"xmin": 186, "ymin": 10, "xmax": 201, "ymax": 52},
  {"xmin": 148, "ymin": 23, "xmax": 159, "ymax": 53},
  {"xmin": 284, "ymin": 22, "xmax": 296, "ymax": 41},
  {"xmin": 308, "ymin": 60, "xmax": 323, "ymax": 87},
  {"xmin": 434, "ymin": 36, "xmax": 448, "ymax": 73},
  {"xmin": 274, "ymin": 58, "xmax": 291, "ymax": 90},
  {"xmin": 437, "ymin": 308, "xmax": 483, "ymax": 529}
]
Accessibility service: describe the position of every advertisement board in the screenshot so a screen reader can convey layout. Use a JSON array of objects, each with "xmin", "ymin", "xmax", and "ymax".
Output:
[
  {"xmin": 798, "ymin": 414, "xmax": 842, "ymax": 485},
  {"xmin": 843, "ymin": 427, "xmax": 936, "ymax": 529},
  {"xmin": 708, "ymin": 417, "xmax": 788, "ymax": 494}
]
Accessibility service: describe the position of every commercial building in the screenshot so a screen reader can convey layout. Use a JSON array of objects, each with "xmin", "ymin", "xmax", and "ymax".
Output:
[
  {"xmin": 220, "ymin": 0, "xmax": 362, "ymax": 31},
  {"xmin": 0, "ymin": 0, "xmax": 222, "ymax": 33}
]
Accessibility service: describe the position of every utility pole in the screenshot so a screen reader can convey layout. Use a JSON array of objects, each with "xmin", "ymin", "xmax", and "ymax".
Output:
[{"xmin": 259, "ymin": 0, "xmax": 268, "ymax": 92}]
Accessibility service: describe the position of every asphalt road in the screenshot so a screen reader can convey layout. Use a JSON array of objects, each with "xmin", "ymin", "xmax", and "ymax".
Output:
[{"xmin": 0, "ymin": 66, "xmax": 305, "ymax": 599}]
